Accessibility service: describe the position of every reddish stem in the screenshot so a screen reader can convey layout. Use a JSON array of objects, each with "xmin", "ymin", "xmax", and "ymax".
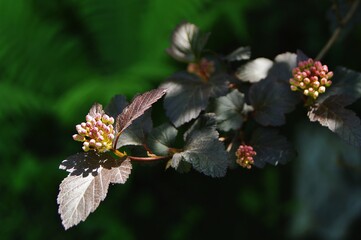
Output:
[{"xmin": 128, "ymin": 155, "xmax": 170, "ymax": 161}]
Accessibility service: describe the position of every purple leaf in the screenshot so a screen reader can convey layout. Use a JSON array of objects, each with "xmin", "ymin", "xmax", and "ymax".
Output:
[
  {"xmin": 162, "ymin": 72, "xmax": 228, "ymax": 127},
  {"xmin": 308, "ymin": 95, "xmax": 361, "ymax": 147},
  {"xmin": 250, "ymin": 128, "xmax": 295, "ymax": 168},
  {"xmin": 116, "ymin": 88, "xmax": 166, "ymax": 134},
  {"xmin": 60, "ymin": 151, "xmax": 125, "ymax": 177},
  {"xmin": 249, "ymin": 76, "xmax": 300, "ymax": 126},
  {"xmin": 57, "ymin": 159, "xmax": 132, "ymax": 230}
]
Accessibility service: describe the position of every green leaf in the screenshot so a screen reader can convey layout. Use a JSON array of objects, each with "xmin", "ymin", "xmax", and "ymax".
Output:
[
  {"xmin": 249, "ymin": 76, "xmax": 300, "ymax": 126},
  {"xmin": 308, "ymin": 95, "xmax": 361, "ymax": 147},
  {"xmin": 147, "ymin": 123, "xmax": 178, "ymax": 156},
  {"xmin": 162, "ymin": 72, "xmax": 228, "ymax": 127},
  {"xmin": 171, "ymin": 115, "xmax": 228, "ymax": 177},
  {"xmin": 214, "ymin": 89, "xmax": 246, "ymax": 131},
  {"xmin": 250, "ymin": 128, "xmax": 295, "ymax": 168}
]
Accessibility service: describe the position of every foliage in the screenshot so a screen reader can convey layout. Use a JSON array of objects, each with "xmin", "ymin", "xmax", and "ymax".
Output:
[
  {"xmin": 57, "ymin": 4, "xmax": 361, "ymax": 230},
  {"xmin": 2, "ymin": 0, "xmax": 361, "ymax": 239}
]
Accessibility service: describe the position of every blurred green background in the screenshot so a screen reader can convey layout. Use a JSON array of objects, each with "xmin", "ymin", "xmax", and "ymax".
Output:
[{"xmin": 1, "ymin": 0, "xmax": 361, "ymax": 239}]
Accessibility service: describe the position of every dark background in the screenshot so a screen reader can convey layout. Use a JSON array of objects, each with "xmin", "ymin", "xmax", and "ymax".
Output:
[{"xmin": 1, "ymin": 0, "xmax": 361, "ymax": 239}]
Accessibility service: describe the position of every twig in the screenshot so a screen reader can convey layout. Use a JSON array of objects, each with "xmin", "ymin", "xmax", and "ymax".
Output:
[
  {"xmin": 128, "ymin": 155, "xmax": 170, "ymax": 161},
  {"xmin": 316, "ymin": 0, "xmax": 360, "ymax": 61}
]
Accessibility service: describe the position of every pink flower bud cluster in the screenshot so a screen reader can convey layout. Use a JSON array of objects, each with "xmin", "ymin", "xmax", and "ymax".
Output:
[
  {"xmin": 187, "ymin": 58, "xmax": 215, "ymax": 81},
  {"xmin": 289, "ymin": 58, "xmax": 333, "ymax": 99},
  {"xmin": 73, "ymin": 112, "xmax": 115, "ymax": 152},
  {"xmin": 236, "ymin": 145, "xmax": 256, "ymax": 169}
]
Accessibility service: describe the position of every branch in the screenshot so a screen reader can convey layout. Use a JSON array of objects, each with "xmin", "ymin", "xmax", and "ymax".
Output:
[
  {"xmin": 128, "ymin": 156, "xmax": 170, "ymax": 161},
  {"xmin": 316, "ymin": 0, "xmax": 360, "ymax": 61}
]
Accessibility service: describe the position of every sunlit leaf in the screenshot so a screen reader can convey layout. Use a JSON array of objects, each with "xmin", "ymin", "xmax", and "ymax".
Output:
[
  {"xmin": 250, "ymin": 128, "xmax": 295, "ymax": 168},
  {"xmin": 225, "ymin": 46, "xmax": 251, "ymax": 62},
  {"xmin": 116, "ymin": 88, "xmax": 166, "ymax": 133},
  {"xmin": 167, "ymin": 22, "xmax": 210, "ymax": 62},
  {"xmin": 308, "ymin": 95, "xmax": 361, "ymax": 147},
  {"xmin": 57, "ymin": 159, "xmax": 132, "ymax": 230},
  {"xmin": 235, "ymin": 58, "xmax": 273, "ymax": 83},
  {"xmin": 105, "ymin": 94, "xmax": 153, "ymax": 148},
  {"xmin": 60, "ymin": 151, "xmax": 126, "ymax": 177}
]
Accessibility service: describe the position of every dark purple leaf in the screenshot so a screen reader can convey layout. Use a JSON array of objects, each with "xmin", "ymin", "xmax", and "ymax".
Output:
[
  {"xmin": 214, "ymin": 89, "xmax": 246, "ymax": 131},
  {"xmin": 308, "ymin": 95, "xmax": 361, "ymax": 147},
  {"xmin": 249, "ymin": 76, "xmax": 300, "ymax": 126},
  {"xmin": 105, "ymin": 95, "xmax": 128, "ymax": 119},
  {"xmin": 162, "ymin": 72, "xmax": 228, "ymax": 127},
  {"xmin": 319, "ymin": 67, "xmax": 361, "ymax": 104},
  {"xmin": 116, "ymin": 110, "xmax": 153, "ymax": 148},
  {"xmin": 171, "ymin": 114, "xmax": 228, "ymax": 177},
  {"xmin": 250, "ymin": 128, "xmax": 295, "ymax": 168},
  {"xmin": 147, "ymin": 123, "xmax": 178, "ymax": 156}
]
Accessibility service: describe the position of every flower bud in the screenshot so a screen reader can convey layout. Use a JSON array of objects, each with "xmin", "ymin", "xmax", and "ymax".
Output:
[
  {"xmin": 236, "ymin": 144, "xmax": 256, "ymax": 169},
  {"xmin": 289, "ymin": 58, "xmax": 333, "ymax": 99}
]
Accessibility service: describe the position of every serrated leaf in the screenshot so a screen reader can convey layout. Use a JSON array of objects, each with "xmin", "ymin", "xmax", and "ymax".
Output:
[
  {"xmin": 250, "ymin": 128, "xmax": 295, "ymax": 168},
  {"xmin": 183, "ymin": 113, "xmax": 217, "ymax": 140},
  {"xmin": 147, "ymin": 123, "xmax": 178, "ymax": 156},
  {"xmin": 57, "ymin": 159, "xmax": 132, "ymax": 230},
  {"xmin": 166, "ymin": 22, "xmax": 210, "ymax": 62},
  {"xmin": 208, "ymin": 73, "xmax": 230, "ymax": 98},
  {"xmin": 214, "ymin": 89, "xmax": 245, "ymax": 131},
  {"xmin": 320, "ymin": 67, "xmax": 361, "ymax": 104},
  {"xmin": 116, "ymin": 88, "xmax": 166, "ymax": 133},
  {"xmin": 225, "ymin": 46, "xmax": 251, "ymax": 62},
  {"xmin": 172, "ymin": 115, "xmax": 228, "ymax": 177},
  {"xmin": 161, "ymin": 73, "xmax": 211, "ymax": 127},
  {"xmin": 105, "ymin": 95, "xmax": 153, "ymax": 148},
  {"xmin": 249, "ymin": 76, "xmax": 300, "ymax": 126},
  {"xmin": 116, "ymin": 110, "xmax": 153, "ymax": 148},
  {"xmin": 59, "ymin": 151, "xmax": 126, "ymax": 177},
  {"xmin": 270, "ymin": 52, "xmax": 297, "ymax": 82},
  {"xmin": 105, "ymin": 95, "xmax": 128, "ymax": 119},
  {"xmin": 235, "ymin": 58, "xmax": 273, "ymax": 83},
  {"xmin": 308, "ymin": 95, "xmax": 361, "ymax": 147}
]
